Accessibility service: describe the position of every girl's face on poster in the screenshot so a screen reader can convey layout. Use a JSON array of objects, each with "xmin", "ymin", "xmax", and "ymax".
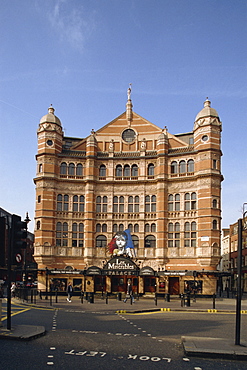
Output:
[{"xmin": 115, "ymin": 235, "xmax": 126, "ymax": 250}]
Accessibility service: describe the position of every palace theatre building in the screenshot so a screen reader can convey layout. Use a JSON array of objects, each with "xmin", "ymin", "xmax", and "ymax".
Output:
[{"xmin": 34, "ymin": 91, "xmax": 223, "ymax": 296}]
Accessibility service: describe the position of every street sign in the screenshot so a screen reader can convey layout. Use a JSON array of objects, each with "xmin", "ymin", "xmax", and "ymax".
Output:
[{"xmin": 15, "ymin": 253, "xmax": 22, "ymax": 263}]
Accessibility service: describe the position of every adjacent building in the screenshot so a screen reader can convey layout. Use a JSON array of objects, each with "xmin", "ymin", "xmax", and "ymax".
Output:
[{"xmin": 34, "ymin": 90, "xmax": 223, "ymax": 295}]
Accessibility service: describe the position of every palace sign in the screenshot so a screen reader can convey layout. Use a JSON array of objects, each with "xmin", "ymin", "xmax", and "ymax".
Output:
[{"xmin": 103, "ymin": 256, "xmax": 139, "ymax": 276}]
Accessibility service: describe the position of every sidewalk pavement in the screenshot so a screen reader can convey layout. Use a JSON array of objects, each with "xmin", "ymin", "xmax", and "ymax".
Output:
[{"xmin": 1, "ymin": 295, "xmax": 247, "ymax": 360}]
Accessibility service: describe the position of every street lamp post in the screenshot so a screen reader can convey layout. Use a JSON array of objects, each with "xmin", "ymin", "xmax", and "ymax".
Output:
[{"xmin": 23, "ymin": 212, "xmax": 31, "ymax": 284}]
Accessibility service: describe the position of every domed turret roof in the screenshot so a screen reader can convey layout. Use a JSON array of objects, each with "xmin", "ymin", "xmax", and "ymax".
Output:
[
  {"xmin": 40, "ymin": 105, "xmax": 61, "ymax": 126},
  {"xmin": 195, "ymin": 98, "xmax": 219, "ymax": 121}
]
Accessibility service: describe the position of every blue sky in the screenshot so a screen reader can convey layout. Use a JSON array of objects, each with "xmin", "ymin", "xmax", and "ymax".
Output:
[{"xmin": 0, "ymin": 0, "xmax": 246, "ymax": 231}]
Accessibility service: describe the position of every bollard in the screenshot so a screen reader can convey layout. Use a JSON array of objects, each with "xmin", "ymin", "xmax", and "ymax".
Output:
[
  {"xmin": 154, "ymin": 293, "xmax": 157, "ymax": 306},
  {"xmin": 31, "ymin": 290, "xmax": 33, "ymax": 304},
  {"xmin": 55, "ymin": 290, "xmax": 58, "ymax": 303},
  {"xmin": 165, "ymin": 293, "xmax": 170, "ymax": 302},
  {"xmin": 180, "ymin": 294, "xmax": 184, "ymax": 307},
  {"xmin": 106, "ymin": 292, "xmax": 108, "ymax": 304},
  {"xmin": 213, "ymin": 293, "xmax": 216, "ymax": 309},
  {"xmin": 117, "ymin": 292, "xmax": 122, "ymax": 301},
  {"xmin": 88, "ymin": 292, "xmax": 94, "ymax": 304},
  {"xmin": 50, "ymin": 291, "xmax": 52, "ymax": 306},
  {"xmin": 184, "ymin": 293, "xmax": 190, "ymax": 307},
  {"xmin": 81, "ymin": 291, "xmax": 84, "ymax": 304}
]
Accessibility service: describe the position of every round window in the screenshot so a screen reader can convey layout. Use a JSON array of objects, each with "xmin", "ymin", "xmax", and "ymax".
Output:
[
  {"xmin": 47, "ymin": 139, "xmax": 53, "ymax": 146},
  {"xmin": 201, "ymin": 135, "xmax": 208, "ymax": 142},
  {"xmin": 122, "ymin": 129, "xmax": 136, "ymax": 143}
]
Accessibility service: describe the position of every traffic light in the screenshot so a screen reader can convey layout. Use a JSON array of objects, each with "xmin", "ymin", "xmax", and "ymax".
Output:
[{"xmin": 11, "ymin": 214, "xmax": 27, "ymax": 265}]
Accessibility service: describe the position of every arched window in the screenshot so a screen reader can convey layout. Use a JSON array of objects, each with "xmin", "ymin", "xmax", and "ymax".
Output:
[
  {"xmin": 174, "ymin": 222, "xmax": 180, "ymax": 247},
  {"xmin": 171, "ymin": 161, "xmax": 178, "ymax": 174},
  {"xmin": 191, "ymin": 193, "xmax": 196, "ymax": 209},
  {"xmin": 168, "ymin": 222, "xmax": 173, "ymax": 247},
  {"xmin": 96, "ymin": 235, "xmax": 107, "ymax": 248},
  {"xmin": 132, "ymin": 235, "xmax": 139, "ymax": 249},
  {"xmin": 39, "ymin": 164, "xmax": 43, "ymax": 173},
  {"xmin": 76, "ymin": 164, "xmax": 83, "ymax": 176},
  {"xmin": 128, "ymin": 196, "xmax": 133, "ymax": 212},
  {"xmin": 151, "ymin": 195, "xmax": 156, "ymax": 211},
  {"xmin": 72, "ymin": 223, "xmax": 77, "ymax": 247},
  {"xmin": 113, "ymin": 196, "xmax": 118, "ymax": 213},
  {"xmin": 73, "ymin": 195, "xmax": 78, "ymax": 212},
  {"xmin": 128, "ymin": 224, "xmax": 133, "ymax": 232},
  {"xmin": 99, "ymin": 165, "xmax": 106, "ymax": 177},
  {"xmin": 134, "ymin": 196, "xmax": 139, "ymax": 212},
  {"xmin": 60, "ymin": 162, "xmax": 67, "ymax": 175},
  {"xmin": 213, "ymin": 199, "xmax": 217, "ymax": 208},
  {"xmin": 134, "ymin": 223, "xmax": 139, "ymax": 232},
  {"xmin": 148, "ymin": 163, "xmax": 155, "ymax": 176},
  {"xmin": 64, "ymin": 195, "xmax": 69, "ymax": 211},
  {"xmin": 96, "ymin": 224, "xmax": 101, "ymax": 232},
  {"xmin": 102, "ymin": 196, "xmax": 108, "ymax": 212},
  {"xmin": 79, "ymin": 195, "xmax": 85, "ymax": 212},
  {"xmin": 185, "ymin": 193, "xmax": 197, "ymax": 210},
  {"xmin": 119, "ymin": 196, "xmax": 124, "ymax": 212},
  {"xmin": 187, "ymin": 159, "xmax": 194, "ymax": 173},
  {"xmin": 145, "ymin": 223, "xmax": 150, "ymax": 232},
  {"xmin": 113, "ymin": 196, "xmax": 124, "ymax": 213},
  {"xmin": 57, "ymin": 194, "xmax": 63, "ymax": 211},
  {"xmin": 68, "ymin": 163, "xmax": 75, "ymax": 176},
  {"xmin": 213, "ymin": 220, "xmax": 217, "ymax": 230},
  {"xmin": 113, "ymin": 224, "xmax": 118, "ymax": 233},
  {"xmin": 145, "ymin": 195, "xmax": 156, "ymax": 212},
  {"xmin": 96, "ymin": 196, "xmax": 107, "ymax": 212},
  {"xmin": 119, "ymin": 224, "xmax": 124, "ymax": 232},
  {"xmin": 184, "ymin": 222, "xmax": 197, "ymax": 247},
  {"xmin": 179, "ymin": 160, "xmax": 186, "ymax": 174},
  {"xmin": 116, "ymin": 165, "xmax": 122, "ymax": 177},
  {"xmin": 151, "ymin": 223, "xmax": 156, "ymax": 232},
  {"xmin": 185, "ymin": 193, "xmax": 190, "ymax": 210},
  {"xmin": 168, "ymin": 194, "xmax": 173, "ymax": 211},
  {"xmin": 57, "ymin": 195, "xmax": 69, "ymax": 211},
  {"xmin": 131, "ymin": 164, "xmax": 138, "ymax": 177},
  {"xmin": 78, "ymin": 223, "xmax": 84, "ymax": 247},
  {"xmin": 96, "ymin": 196, "xmax": 101, "ymax": 213},
  {"xmin": 124, "ymin": 165, "xmax": 130, "ymax": 177},
  {"xmin": 168, "ymin": 222, "xmax": 180, "ymax": 247},
  {"xmin": 56, "ymin": 222, "xmax": 68, "ymax": 247},
  {"xmin": 102, "ymin": 223, "xmax": 107, "ymax": 232},
  {"xmin": 145, "ymin": 235, "xmax": 156, "ymax": 248},
  {"xmin": 175, "ymin": 194, "xmax": 180, "ymax": 211},
  {"xmin": 36, "ymin": 220, "xmax": 41, "ymax": 230},
  {"xmin": 56, "ymin": 222, "xmax": 62, "ymax": 246},
  {"xmin": 145, "ymin": 196, "xmax": 150, "ymax": 212}
]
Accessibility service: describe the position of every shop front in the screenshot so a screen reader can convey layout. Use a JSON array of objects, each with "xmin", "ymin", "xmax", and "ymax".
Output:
[{"xmin": 39, "ymin": 259, "xmax": 219, "ymax": 296}]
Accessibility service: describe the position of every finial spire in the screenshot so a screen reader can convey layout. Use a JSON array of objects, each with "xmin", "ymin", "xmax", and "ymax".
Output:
[
  {"xmin": 48, "ymin": 104, "xmax": 55, "ymax": 115},
  {"xmin": 127, "ymin": 83, "xmax": 132, "ymax": 100},
  {"xmin": 126, "ymin": 84, "xmax": 133, "ymax": 124}
]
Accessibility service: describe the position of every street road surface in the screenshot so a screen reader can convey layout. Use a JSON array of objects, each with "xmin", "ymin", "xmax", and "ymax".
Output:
[{"xmin": 1, "ymin": 299, "xmax": 247, "ymax": 369}]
